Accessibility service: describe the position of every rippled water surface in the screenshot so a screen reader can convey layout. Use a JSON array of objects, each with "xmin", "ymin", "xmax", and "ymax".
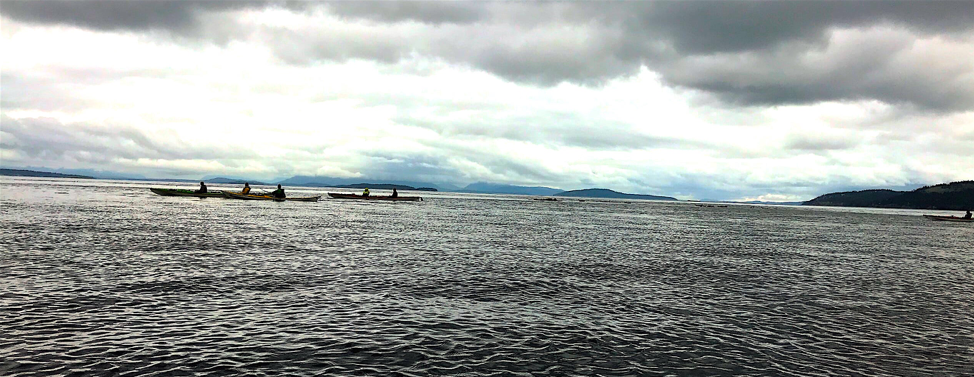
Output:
[{"xmin": 2, "ymin": 178, "xmax": 973, "ymax": 376}]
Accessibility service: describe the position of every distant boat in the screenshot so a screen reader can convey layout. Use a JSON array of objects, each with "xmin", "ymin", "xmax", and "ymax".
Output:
[
  {"xmin": 150, "ymin": 188, "xmax": 225, "ymax": 198},
  {"xmin": 533, "ymin": 197, "xmax": 557, "ymax": 201},
  {"xmin": 328, "ymin": 193, "xmax": 422, "ymax": 201},
  {"xmin": 222, "ymin": 191, "xmax": 320, "ymax": 202},
  {"xmin": 923, "ymin": 214, "xmax": 974, "ymax": 222}
]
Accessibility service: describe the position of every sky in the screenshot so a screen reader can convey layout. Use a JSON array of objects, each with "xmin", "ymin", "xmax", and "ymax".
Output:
[{"xmin": 1, "ymin": 1, "xmax": 973, "ymax": 201}]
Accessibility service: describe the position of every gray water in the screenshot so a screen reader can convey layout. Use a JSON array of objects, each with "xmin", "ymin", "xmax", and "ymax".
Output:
[{"xmin": 2, "ymin": 178, "xmax": 973, "ymax": 376}]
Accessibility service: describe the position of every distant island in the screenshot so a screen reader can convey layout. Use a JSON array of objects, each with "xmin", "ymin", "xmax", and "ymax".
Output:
[
  {"xmin": 461, "ymin": 182, "xmax": 562, "ymax": 196},
  {"xmin": 554, "ymin": 188, "xmax": 677, "ymax": 201},
  {"xmin": 333, "ymin": 183, "xmax": 437, "ymax": 191},
  {"xmin": 279, "ymin": 176, "xmax": 454, "ymax": 192},
  {"xmin": 804, "ymin": 181, "xmax": 974, "ymax": 210},
  {"xmin": 208, "ymin": 177, "xmax": 267, "ymax": 185},
  {"xmin": 0, "ymin": 168, "xmax": 93, "ymax": 179}
]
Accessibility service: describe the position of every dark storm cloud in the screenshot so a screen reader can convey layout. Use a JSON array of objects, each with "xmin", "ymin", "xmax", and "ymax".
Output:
[
  {"xmin": 654, "ymin": 34, "xmax": 974, "ymax": 111},
  {"xmin": 2, "ymin": 0, "xmax": 203, "ymax": 32},
  {"xmin": 324, "ymin": 2, "xmax": 485, "ymax": 25},
  {"xmin": 325, "ymin": 1, "xmax": 974, "ymax": 111},
  {"xmin": 628, "ymin": 1, "xmax": 974, "ymax": 54},
  {"xmin": 5, "ymin": 1, "xmax": 974, "ymax": 111},
  {"xmin": 466, "ymin": 35, "xmax": 635, "ymax": 86}
]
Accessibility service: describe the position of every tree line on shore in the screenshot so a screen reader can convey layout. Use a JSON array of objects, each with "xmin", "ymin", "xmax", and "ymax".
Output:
[{"xmin": 803, "ymin": 181, "xmax": 974, "ymax": 210}]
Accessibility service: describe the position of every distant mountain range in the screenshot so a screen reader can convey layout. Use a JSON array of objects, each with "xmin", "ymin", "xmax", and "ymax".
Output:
[
  {"xmin": 1, "ymin": 166, "xmax": 672, "ymax": 199},
  {"xmin": 0, "ymin": 168, "xmax": 93, "ymax": 179},
  {"xmin": 207, "ymin": 177, "xmax": 267, "ymax": 185},
  {"xmin": 804, "ymin": 181, "xmax": 974, "ymax": 210},
  {"xmin": 461, "ymin": 182, "xmax": 563, "ymax": 196},
  {"xmin": 278, "ymin": 175, "xmax": 453, "ymax": 192},
  {"xmin": 10, "ymin": 164, "xmax": 970, "ymax": 208},
  {"xmin": 554, "ymin": 188, "xmax": 677, "ymax": 201},
  {"xmin": 24, "ymin": 167, "xmax": 147, "ymax": 180},
  {"xmin": 332, "ymin": 183, "xmax": 437, "ymax": 191},
  {"xmin": 3, "ymin": 165, "xmax": 683, "ymax": 201}
]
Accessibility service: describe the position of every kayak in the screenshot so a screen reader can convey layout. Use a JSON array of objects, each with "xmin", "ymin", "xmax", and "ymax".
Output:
[
  {"xmin": 328, "ymin": 192, "xmax": 422, "ymax": 201},
  {"xmin": 923, "ymin": 214, "xmax": 974, "ymax": 222},
  {"xmin": 222, "ymin": 191, "xmax": 320, "ymax": 202},
  {"xmin": 150, "ymin": 188, "xmax": 225, "ymax": 198}
]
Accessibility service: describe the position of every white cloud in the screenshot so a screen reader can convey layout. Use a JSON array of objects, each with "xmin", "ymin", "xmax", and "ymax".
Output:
[{"xmin": 2, "ymin": 5, "xmax": 973, "ymax": 201}]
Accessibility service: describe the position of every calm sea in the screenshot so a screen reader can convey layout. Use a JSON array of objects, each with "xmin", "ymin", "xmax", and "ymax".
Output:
[{"xmin": 2, "ymin": 177, "xmax": 972, "ymax": 376}]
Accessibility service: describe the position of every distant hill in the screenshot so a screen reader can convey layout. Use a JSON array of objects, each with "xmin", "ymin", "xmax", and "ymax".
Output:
[
  {"xmin": 0, "ymin": 168, "xmax": 93, "ymax": 179},
  {"xmin": 554, "ymin": 188, "xmax": 677, "ymax": 201},
  {"xmin": 462, "ymin": 182, "xmax": 562, "ymax": 196},
  {"xmin": 203, "ymin": 175, "xmax": 266, "ymax": 184},
  {"xmin": 207, "ymin": 177, "xmax": 266, "ymax": 185},
  {"xmin": 334, "ymin": 183, "xmax": 437, "ymax": 191},
  {"xmin": 279, "ymin": 175, "xmax": 452, "ymax": 191},
  {"xmin": 802, "ymin": 189, "xmax": 903, "ymax": 207},
  {"xmin": 804, "ymin": 181, "xmax": 974, "ymax": 210},
  {"xmin": 43, "ymin": 167, "xmax": 145, "ymax": 180}
]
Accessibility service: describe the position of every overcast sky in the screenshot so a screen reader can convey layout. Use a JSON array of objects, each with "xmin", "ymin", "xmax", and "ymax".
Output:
[{"xmin": 2, "ymin": 1, "xmax": 973, "ymax": 200}]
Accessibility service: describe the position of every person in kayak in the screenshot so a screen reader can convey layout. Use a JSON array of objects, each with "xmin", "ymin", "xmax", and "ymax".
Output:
[
  {"xmin": 271, "ymin": 184, "xmax": 285, "ymax": 199},
  {"xmin": 241, "ymin": 183, "xmax": 251, "ymax": 195},
  {"xmin": 363, "ymin": 188, "xmax": 370, "ymax": 197},
  {"xmin": 965, "ymin": 210, "xmax": 972, "ymax": 219},
  {"xmin": 391, "ymin": 188, "xmax": 398, "ymax": 198},
  {"xmin": 195, "ymin": 181, "xmax": 207, "ymax": 193}
]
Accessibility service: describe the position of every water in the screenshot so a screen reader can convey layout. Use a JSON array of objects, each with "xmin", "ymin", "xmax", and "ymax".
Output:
[{"xmin": 2, "ymin": 177, "xmax": 973, "ymax": 376}]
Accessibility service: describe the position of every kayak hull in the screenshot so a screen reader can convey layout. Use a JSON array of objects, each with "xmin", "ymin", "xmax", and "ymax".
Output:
[
  {"xmin": 222, "ymin": 191, "xmax": 320, "ymax": 202},
  {"xmin": 923, "ymin": 214, "xmax": 974, "ymax": 222},
  {"xmin": 150, "ymin": 188, "xmax": 224, "ymax": 198},
  {"xmin": 328, "ymin": 193, "xmax": 422, "ymax": 201}
]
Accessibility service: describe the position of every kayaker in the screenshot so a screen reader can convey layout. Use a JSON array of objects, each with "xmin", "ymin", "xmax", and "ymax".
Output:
[
  {"xmin": 271, "ymin": 184, "xmax": 286, "ymax": 199},
  {"xmin": 363, "ymin": 188, "xmax": 370, "ymax": 197},
  {"xmin": 195, "ymin": 181, "xmax": 207, "ymax": 193},
  {"xmin": 392, "ymin": 188, "xmax": 398, "ymax": 198},
  {"xmin": 241, "ymin": 183, "xmax": 251, "ymax": 195},
  {"xmin": 965, "ymin": 210, "xmax": 972, "ymax": 219}
]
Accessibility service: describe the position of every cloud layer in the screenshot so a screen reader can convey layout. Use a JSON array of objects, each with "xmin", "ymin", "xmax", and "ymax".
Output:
[{"xmin": 2, "ymin": 1, "xmax": 973, "ymax": 200}]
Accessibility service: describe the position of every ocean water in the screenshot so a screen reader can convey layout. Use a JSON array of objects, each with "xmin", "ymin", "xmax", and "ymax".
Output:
[{"xmin": 1, "ymin": 177, "xmax": 973, "ymax": 376}]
